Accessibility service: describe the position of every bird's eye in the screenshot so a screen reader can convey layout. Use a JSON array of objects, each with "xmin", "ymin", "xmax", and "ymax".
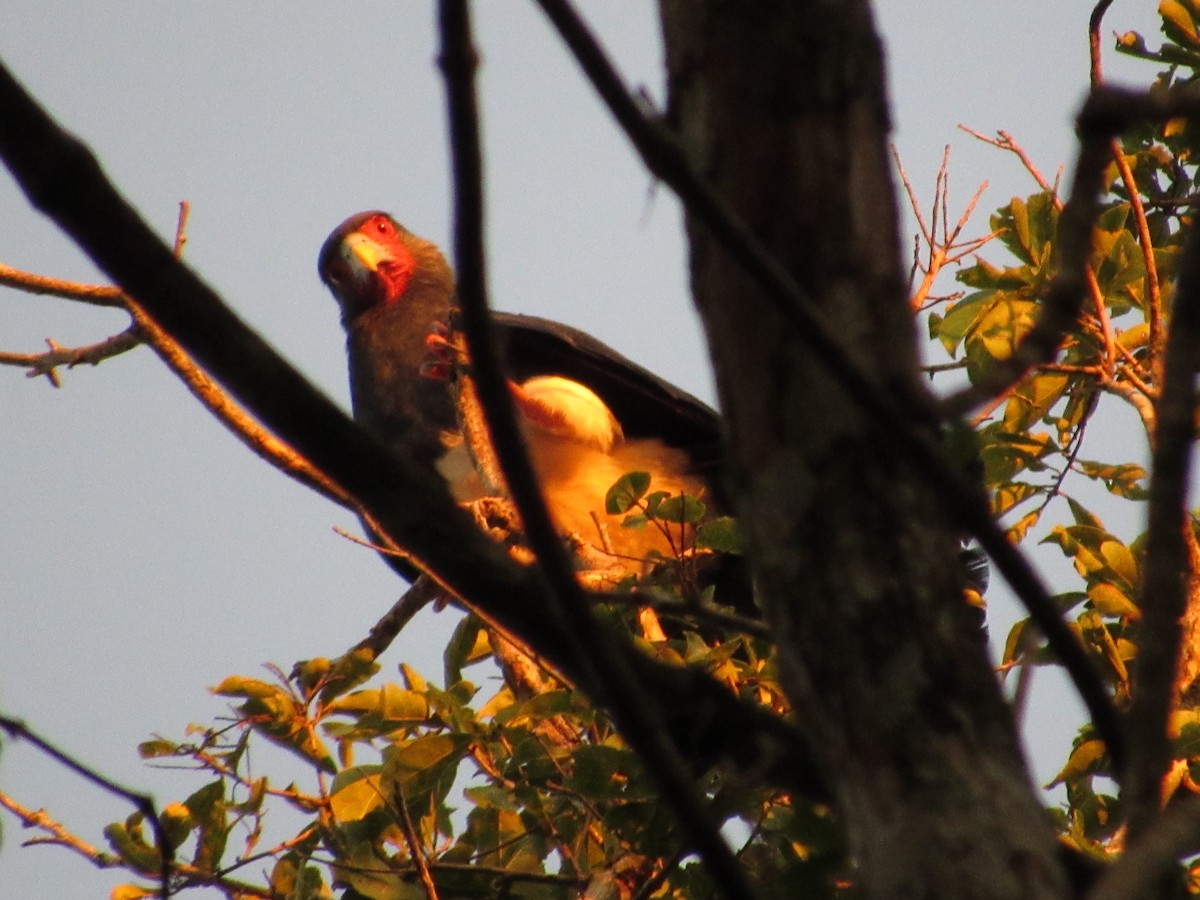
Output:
[{"xmin": 374, "ymin": 217, "xmax": 392, "ymax": 235}]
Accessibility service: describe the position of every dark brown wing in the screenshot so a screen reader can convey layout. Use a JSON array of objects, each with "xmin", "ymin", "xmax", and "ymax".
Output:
[{"xmin": 493, "ymin": 312, "xmax": 723, "ymax": 469}]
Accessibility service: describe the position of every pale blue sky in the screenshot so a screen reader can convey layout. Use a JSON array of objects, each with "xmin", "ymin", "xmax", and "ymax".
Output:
[{"xmin": 0, "ymin": 2, "xmax": 1164, "ymax": 896}]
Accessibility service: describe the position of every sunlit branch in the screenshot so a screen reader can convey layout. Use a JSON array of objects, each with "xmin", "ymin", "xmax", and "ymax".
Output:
[{"xmin": 0, "ymin": 325, "xmax": 140, "ymax": 386}]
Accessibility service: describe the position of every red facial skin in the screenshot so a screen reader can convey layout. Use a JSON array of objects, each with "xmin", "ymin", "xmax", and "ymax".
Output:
[{"xmin": 319, "ymin": 213, "xmax": 420, "ymax": 321}]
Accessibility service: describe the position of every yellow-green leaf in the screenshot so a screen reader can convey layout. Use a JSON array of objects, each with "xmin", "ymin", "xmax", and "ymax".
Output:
[{"xmin": 329, "ymin": 768, "xmax": 385, "ymax": 823}]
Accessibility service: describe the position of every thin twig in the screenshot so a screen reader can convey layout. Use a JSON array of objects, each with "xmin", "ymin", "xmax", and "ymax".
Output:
[
  {"xmin": 0, "ymin": 790, "xmax": 118, "ymax": 865},
  {"xmin": 0, "ymin": 260, "xmax": 125, "ymax": 306},
  {"xmin": 1089, "ymin": 0, "xmax": 1116, "ymax": 87},
  {"xmin": 394, "ymin": 786, "xmax": 440, "ymax": 900},
  {"xmin": 940, "ymin": 126, "xmax": 1109, "ymax": 418},
  {"xmin": 0, "ymin": 325, "xmax": 141, "ymax": 385},
  {"xmin": 0, "ymin": 250, "xmax": 353, "ymax": 509}
]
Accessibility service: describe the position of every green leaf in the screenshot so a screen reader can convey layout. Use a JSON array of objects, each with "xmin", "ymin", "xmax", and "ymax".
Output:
[
  {"xmin": 993, "ymin": 192, "xmax": 1059, "ymax": 266},
  {"xmin": 978, "ymin": 424, "xmax": 1054, "ymax": 482},
  {"xmin": 104, "ymin": 816, "xmax": 160, "ymax": 874},
  {"xmin": 111, "ymin": 886, "xmax": 156, "ymax": 900},
  {"xmin": 384, "ymin": 733, "xmax": 468, "ymax": 806},
  {"xmin": 650, "ymin": 493, "xmax": 706, "ymax": 525},
  {"xmin": 1047, "ymin": 738, "xmax": 1108, "ymax": 788},
  {"xmin": 159, "ymin": 802, "xmax": 193, "ymax": 851},
  {"xmin": 695, "ymin": 516, "xmax": 744, "ymax": 553},
  {"xmin": 211, "ymin": 675, "xmax": 282, "ymax": 701},
  {"xmin": 1067, "ymin": 497, "xmax": 1105, "ymax": 530},
  {"xmin": 1076, "ymin": 459, "xmax": 1148, "ymax": 500},
  {"xmin": 605, "ymin": 471, "xmax": 651, "ymax": 514},
  {"xmin": 1087, "ymin": 583, "xmax": 1140, "ymax": 619},
  {"xmin": 327, "ymin": 683, "xmax": 430, "ymax": 725},
  {"xmin": 1002, "ymin": 372, "xmax": 1069, "ymax": 433},
  {"xmin": 184, "ymin": 780, "xmax": 229, "ymax": 871},
  {"xmin": 993, "ymin": 481, "xmax": 1041, "ymax": 517},
  {"xmin": 270, "ymin": 855, "xmax": 332, "ymax": 900},
  {"xmin": 1174, "ymin": 723, "xmax": 1200, "ymax": 759},
  {"xmin": 317, "ymin": 649, "xmax": 381, "ymax": 704},
  {"xmin": 444, "ymin": 614, "xmax": 490, "ymax": 686},
  {"xmin": 932, "ymin": 291, "xmax": 993, "ymax": 355},
  {"xmin": 329, "ymin": 766, "xmax": 385, "ymax": 823},
  {"xmin": 137, "ymin": 738, "xmax": 179, "ymax": 759},
  {"xmin": 1162, "ymin": 0, "xmax": 1200, "ymax": 47},
  {"xmin": 567, "ymin": 745, "xmax": 640, "ymax": 800}
]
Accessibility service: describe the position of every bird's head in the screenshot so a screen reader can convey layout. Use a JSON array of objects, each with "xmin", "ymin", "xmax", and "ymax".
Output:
[{"xmin": 318, "ymin": 211, "xmax": 453, "ymax": 324}]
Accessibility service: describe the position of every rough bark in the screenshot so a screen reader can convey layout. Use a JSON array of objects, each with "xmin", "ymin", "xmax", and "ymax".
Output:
[{"xmin": 659, "ymin": 3, "xmax": 1067, "ymax": 897}]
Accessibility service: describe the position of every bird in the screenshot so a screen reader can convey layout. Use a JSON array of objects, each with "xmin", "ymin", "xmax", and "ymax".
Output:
[
  {"xmin": 318, "ymin": 211, "xmax": 990, "ymax": 615},
  {"xmin": 318, "ymin": 211, "xmax": 726, "ymax": 583}
]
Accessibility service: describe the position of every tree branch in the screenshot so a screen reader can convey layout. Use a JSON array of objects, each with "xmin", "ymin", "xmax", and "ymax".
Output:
[{"xmin": 0, "ymin": 323, "xmax": 141, "ymax": 386}]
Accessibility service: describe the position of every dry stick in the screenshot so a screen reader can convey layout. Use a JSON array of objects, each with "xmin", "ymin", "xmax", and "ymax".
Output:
[
  {"xmin": 4, "ymin": 254, "xmax": 419, "ymax": 660},
  {"xmin": 531, "ymin": 0, "xmax": 1128, "ymax": 774},
  {"xmin": 0, "ymin": 788, "xmax": 277, "ymax": 899},
  {"xmin": 0, "ymin": 325, "xmax": 141, "ymax": 385},
  {"xmin": 1124, "ymin": 213, "xmax": 1200, "ymax": 844},
  {"xmin": 0, "ymin": 56, "xmax": 819, "ymax": 808},
  {"xmin": 393, "ymin": 786, "xmax": 440, "ymax": 900},
  {"xmin": 892, "ymin": 145, "xmax": 992, "ymax": 311},
  {"xmin": 0, "ymin": 790, "xmax": 118, "ymax": 865},
  {"xmin": 1089, "ymin": 0, "xmax": 1116, "ymax": 87},
  {"xmin": 0, "ymin": 260, "xmax": 125, "ymax": 305},
  {"xmin": 435, "ymin": 6, "xmax": 758, "ymax": 899},
  {"xmin": 0, "ymin": 715, "xmax": 173, "ymax": 897}
]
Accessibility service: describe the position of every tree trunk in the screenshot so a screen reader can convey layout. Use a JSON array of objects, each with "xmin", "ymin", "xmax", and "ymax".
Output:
[{"xmin": 659, "ymin": 3, "xmax": 1068, "ymax": 897}]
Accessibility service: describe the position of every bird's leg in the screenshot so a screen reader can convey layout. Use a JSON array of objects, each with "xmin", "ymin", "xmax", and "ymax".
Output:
[{"xmin": 419, "ymin": 318, "xmax": 467, "ymax": 380}]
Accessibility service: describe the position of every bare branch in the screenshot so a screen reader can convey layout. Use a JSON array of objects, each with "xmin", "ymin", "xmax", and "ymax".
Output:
[
  {"xmin": 393, "ymin": 784, "xmax": 440, "ymax": 900},
  {"xmin": 0, "ymin": 790, "xmax": 118, "ymax": 866},
  {"xmin": 0, "ymin": 325, "xmax": 141, "ymax": 385},
  {"xmin": 938, "ymin": 127, "xmax": 1110, "ymax": 418},
  {"xmin": 0, "ymin": 259, "xmax": 124, "ymax": 306},
  {"xmin": 1089, "ymin": 0, "xmax": 1116, "ymax": 87}
]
